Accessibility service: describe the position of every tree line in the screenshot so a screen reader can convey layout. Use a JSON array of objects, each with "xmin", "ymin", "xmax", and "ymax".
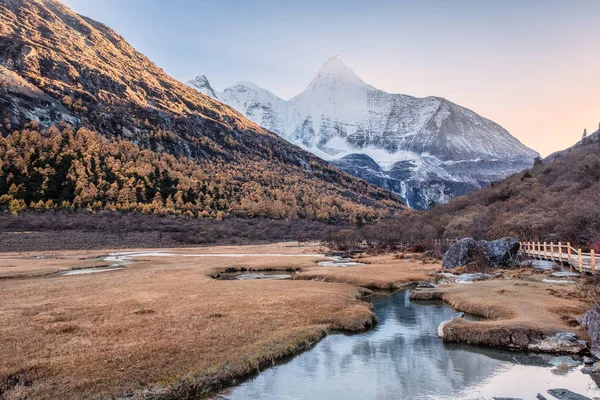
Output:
[{"xmin": 0, "ymin": 122, "xmax": 396, "ymax": 222}]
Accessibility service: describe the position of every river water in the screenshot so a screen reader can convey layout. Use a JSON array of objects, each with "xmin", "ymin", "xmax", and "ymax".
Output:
[{"xmin": 216, "ymin": 290, "xmax": 600, "ymax": 400}]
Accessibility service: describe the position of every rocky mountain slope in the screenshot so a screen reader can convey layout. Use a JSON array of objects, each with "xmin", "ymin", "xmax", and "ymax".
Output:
[
  {"xmin": 190, "ymin": 56, "xmax": 539, "ymax": 209},
  {"xmin": 0, "ymin": 0, "xmax": 403, "ymax": 221},
  {"xmin": 353, "ymin": 127, "xmax": 600, "ymax": 247}
]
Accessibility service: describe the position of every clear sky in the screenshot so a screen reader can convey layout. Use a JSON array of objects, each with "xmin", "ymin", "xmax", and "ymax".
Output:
[{"xmin": 62, "ymin": 0, "xmax": 600, "ymax": 156}]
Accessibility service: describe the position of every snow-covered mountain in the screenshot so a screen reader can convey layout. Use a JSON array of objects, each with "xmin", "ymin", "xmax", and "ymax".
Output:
[{"xmin": 187, "ymin": 56, "xmax": 539, "ymax": 209}]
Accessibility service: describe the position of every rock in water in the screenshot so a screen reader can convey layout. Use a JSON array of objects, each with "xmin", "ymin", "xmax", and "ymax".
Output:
[
  {"xmin": 583, "ymin": 306, "xmax": 600, "ymax": 358},
  {"xmin": 486, "ymin": 237, "xmax": 520, "ymax": 267},
  {"xmin": 546, "ymin": 388, "xmax": 593, "ymax": 400}
]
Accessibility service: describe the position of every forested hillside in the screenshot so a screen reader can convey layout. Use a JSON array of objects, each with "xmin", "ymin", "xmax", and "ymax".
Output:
[
  {"xmin": 0, "ymin": 122, "xmax": 402, "ymax": 221},
  {"xmin": 0, "ymin": 0, "xmax": 403, "ymax": 222}
]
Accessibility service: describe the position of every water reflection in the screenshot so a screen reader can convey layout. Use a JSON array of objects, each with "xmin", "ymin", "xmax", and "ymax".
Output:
[{"xmin": 216, "ymin": 291, "xmax": 600, "ymax": 400}]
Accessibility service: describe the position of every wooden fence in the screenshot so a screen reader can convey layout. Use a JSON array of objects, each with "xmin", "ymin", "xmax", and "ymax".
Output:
[{"xmin": 520, "ymin": 241, "xmax": 597, "ymax": 273}]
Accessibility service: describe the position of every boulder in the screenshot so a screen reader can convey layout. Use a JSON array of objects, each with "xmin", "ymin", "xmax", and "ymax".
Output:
[
  {"xmin": 583, "ymin": 356, "xmax": 596, "ymax": 366},
  {"xmin": 583, "ymin": 306, "xmax": 600, "ymax": 358},
  {"xmin": 546, "ymin": 388, "xmax": 593, "ymax": 400},
  {"xmin": 486, "ymin": 237, "xmax": 520, "ymax": 267},
  {"xmin": 442, "ymin": 238, "xmax": 488, "ymax": 269},
  {"xmin": 443, "ymin": 237, "xmax": 520, "ymax": 269}
]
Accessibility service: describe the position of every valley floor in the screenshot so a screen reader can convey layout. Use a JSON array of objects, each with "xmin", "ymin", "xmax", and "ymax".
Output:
[{"xmin": 0, "ymin": 245, "xmax": 593, "ymax": 399}]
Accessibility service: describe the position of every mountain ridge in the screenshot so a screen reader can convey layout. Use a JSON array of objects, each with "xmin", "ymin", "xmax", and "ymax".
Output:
[{"xmin": 189, "ymin": 56, "xmax": 539, "ymax": 209}]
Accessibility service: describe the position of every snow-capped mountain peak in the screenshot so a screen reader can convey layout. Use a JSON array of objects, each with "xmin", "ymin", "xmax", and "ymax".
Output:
[
  {"xmin": 188, "ymin": 56, "xmax": 539, "ymax": 209},
  {"xmin": 186, "ymin": 75, "xmax": 217, "ymax": 99},
  {"xmin": 308, "ymin": 55, "xmax": 364, "ymax": 85}
]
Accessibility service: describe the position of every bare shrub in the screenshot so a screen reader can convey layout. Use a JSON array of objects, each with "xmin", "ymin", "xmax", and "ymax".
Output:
[{"xmin": 329, "ymin": 229, "xmax": 360, "ymax": 252}]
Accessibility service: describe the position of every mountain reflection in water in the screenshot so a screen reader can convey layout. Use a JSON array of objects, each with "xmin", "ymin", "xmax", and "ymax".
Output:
[{"xmin": 216, "ymin": 290, "xmax": 600, "ymax": 400}]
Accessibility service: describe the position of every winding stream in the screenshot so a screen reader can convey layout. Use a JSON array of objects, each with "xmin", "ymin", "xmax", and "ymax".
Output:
[{"xmin": 215, "ymin": 291, "xmax": 600, "ymax": 400}]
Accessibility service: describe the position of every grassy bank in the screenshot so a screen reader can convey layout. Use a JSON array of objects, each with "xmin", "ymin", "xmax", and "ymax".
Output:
[{"xmin": 410, "ymin": 278, "xmax": 589, "ymax": 351}]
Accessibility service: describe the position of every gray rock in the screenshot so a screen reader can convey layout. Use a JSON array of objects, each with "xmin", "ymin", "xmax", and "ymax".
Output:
[
  {"xmin": 581, "ymin": 366, "xmax": 596, "ymax": 375},
  {"xmin": 443, "ymin": 237, "xmax": 520, "ymax": 269},
  {"xmin": 542, "ymin": 279, "xmax": 576, "ymax": 285},
  {"xmin": 546, "ymin": 388, "xmax": 592, "ymax": 400},
  {"xmin": 537, "ymin": 394, "xmax": 549, "ymax": 400},
  {"xmin": 583, "ymin": 356, "xmax": 596, "ymax": 365},
  {"xmin": 416, "ymin": 281, "xmax": 436, "ymax": 289},
  {"xmin": 531, "ymin": 260, "xmax": 557, "ymax": 271},
  {"xmin": 529, "ymin": 332, "xmax": 587, "ymax": 354},
  {"xmin": 455, "ymin": 273, "xmax": 492, "ymax": 284},
  {"xmin": 583, "ymin": 306, "xmax": 600, "ymax": 358},
  {"xmin": 486, "ymin": 237, "xmax": 520, "ymax": 267},
  {"xmin": 442, "ymin": 238, "xmax": 488, "ymax": 269},
  {"xmin": 551, "ymin": 271, "xmax": 581, "ymax": 278}
]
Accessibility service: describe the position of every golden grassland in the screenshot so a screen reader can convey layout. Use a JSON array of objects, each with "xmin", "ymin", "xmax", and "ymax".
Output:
[
  {"xmin": 410, "ymin": 272, "xmax": 589, "ymax": 349},
  {"xmin": 0, "ymin": 245, "xmax": 386, "ymax": 399},
  {"xmin": 296, "ymin": 253, "xmax": 438, "ymax": 289},
  {"xmin": 0, "ymin": 245, "xmax": 593, "ymax": 399}
]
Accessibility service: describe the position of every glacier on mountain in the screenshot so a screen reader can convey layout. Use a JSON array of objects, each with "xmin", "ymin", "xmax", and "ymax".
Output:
[{"xmin": 187, "ymin": 56, "xmax": 539, "ymax": 209}]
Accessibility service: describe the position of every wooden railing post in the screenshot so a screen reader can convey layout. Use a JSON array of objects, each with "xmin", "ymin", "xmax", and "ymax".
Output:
[
  {"xmin": 550, "ymin": 242, "xmax": 554, "ymax": 260},
  {"xmin": 543, "ymin": 242, "xmax": 547, "ymax": 259},
  {"xmin": 558, "ymin": 242, "xmax": 563, "ymax": 263},
  {"xmin": 592, "ymin": 249, "xmax": 596, "ymax": 271},
  {"xmin": 578, "ymin": 248, "xmax": 583, "ymax": 273}
]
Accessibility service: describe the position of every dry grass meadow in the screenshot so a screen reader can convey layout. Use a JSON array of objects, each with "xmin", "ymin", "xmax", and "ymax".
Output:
[
  {"xmin": 0, "ymin": 245, "xmax": 437, "ymax": 399},
  {"xmin": 411, "ymin": 276, "xmax": 589, "ymax": 349},
  {"xmin": 0, "ymin": 244, "xmax": 593, "ymax": 399}
]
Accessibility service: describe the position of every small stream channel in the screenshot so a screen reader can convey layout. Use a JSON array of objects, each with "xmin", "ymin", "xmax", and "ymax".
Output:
[{"xmin": 215, "ymin": 290, "xmax": 600, "ymax": 400}]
